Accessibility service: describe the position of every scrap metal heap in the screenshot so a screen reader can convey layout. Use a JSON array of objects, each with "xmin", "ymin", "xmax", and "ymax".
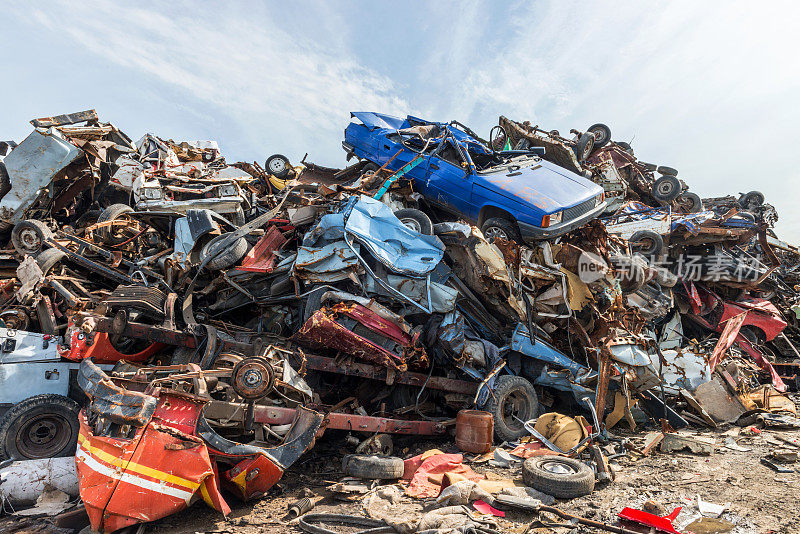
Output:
[{"xmin": 0, "ymin": 110, "xmax": 798, "ymax": 533}]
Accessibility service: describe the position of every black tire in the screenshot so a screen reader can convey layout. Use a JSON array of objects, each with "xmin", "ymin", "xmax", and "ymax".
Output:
[
  {"xmin": 522, "ymin": 456, "xmax": 595, "ymax": 499},
  {"xmin": 0, "ymin": 394, "xmax": 80, "ymax": 461},
  {"xmin": 36, "ymin": 247, "xmax": 67, "ymax": 275},
  {"xmin": 574, "ymin": 133, "xmax": 595, "ymax": 161},
  {"xmin": 641, "ymin": 162, "xmax": 657, "ymax": 172},
  {"xmin": 616, "ymin": 141, "xmax": 633, "ymax": 155},
  {"xmin": 96, "ymin": 203, "xmax": 135, "ymax": 246},
  {"xmin": 651, "ymin": 175, "xmax": 681, "ymax": 202},
  {"xmin": 656, "ymin": 165, "xmax": 678, "ymax": 177},
  {"xmin": 393, "ymin": 208, "xmax": 433, "ymax": 235},
  {"xmin": 587, "ymin": 124, "xmax": 611, "ymax": 148},
  {"xmin": 359, "ymin": 162, "xmax": 379, "ymax": 178},
  {"xmin": 481, "ymin": 217, "xmax": 521, "ymax": 243},
  {"xmin": 265, "ymin": 154, "xmax": 291, "ymax": 179},
  {"xmin": 342, "ymin": 454, "xmax": 404, "ymax": 480},
  {"xmin": 303, "ymin": 287, "xmax": 327, "ymax": 324},
  {"xmin": 676, "ymin": 192, "xmax": 703, "ymax": 213},
  {"xmin": 483, "ymin": 375, "xmax": 539, "ymax": 442},
  {"xmin": 629, "ymin": 230, "xmax": 664, "ymax": 256},
  {"xmin": 200, "ymin": 233, "xmax": 249, "ymax": 270},
  {"xmin": 738, "ymin": 191, "xmax": 765, "ymax": 210},
  {"xmin": 11, "ymin": 220, "xmax": 53, "ymax": 255}
]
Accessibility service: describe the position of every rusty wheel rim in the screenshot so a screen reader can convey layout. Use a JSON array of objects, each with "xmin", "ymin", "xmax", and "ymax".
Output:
[{"xmin": 17, "ymin": 413, "xmax": 72, "ymax": 458}]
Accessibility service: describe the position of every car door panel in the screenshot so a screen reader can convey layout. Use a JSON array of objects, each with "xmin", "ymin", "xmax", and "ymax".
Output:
[{"xmin": 425, "ymin": 156, "xmax": 474, "ymax": 218}]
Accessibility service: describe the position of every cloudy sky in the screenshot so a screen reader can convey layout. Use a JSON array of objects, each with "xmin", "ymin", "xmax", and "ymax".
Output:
[{"xmin": 2, "ymin": 1, "xmax": 799, "ymax": 240}]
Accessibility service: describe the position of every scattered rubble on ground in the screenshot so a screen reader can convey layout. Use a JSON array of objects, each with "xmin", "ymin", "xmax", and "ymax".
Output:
[{"xmin": 0, "ymin": 110, "xmax": 798, "ymax": 533}]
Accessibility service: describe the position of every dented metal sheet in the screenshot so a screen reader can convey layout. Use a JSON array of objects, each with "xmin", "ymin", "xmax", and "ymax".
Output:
[{"xmin": 1, "ymin": 128, "xmax": 83, "ymax": 222}]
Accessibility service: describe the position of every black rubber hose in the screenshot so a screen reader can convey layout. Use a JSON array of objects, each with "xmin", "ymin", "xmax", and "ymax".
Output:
[{"xmin": 298, "ymin": 513, "xmax": 395, "ymax": 534}]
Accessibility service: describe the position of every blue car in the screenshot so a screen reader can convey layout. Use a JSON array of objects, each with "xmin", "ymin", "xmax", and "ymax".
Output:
[{"xmin": 342, "ymin": 112, "xmax": 607, "ymax": 242}]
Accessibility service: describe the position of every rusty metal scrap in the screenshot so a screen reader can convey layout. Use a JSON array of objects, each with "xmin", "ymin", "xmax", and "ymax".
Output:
[{"xmin": 1, "ymin": 109, "xmax": 799, "ymax": 532}]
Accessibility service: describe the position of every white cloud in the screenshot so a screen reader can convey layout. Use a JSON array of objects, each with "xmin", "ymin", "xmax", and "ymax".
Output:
[
  {"xmin": 417, "ymin": 0, "xmax": 800, "ymax": 241},
  {"xmin": 20, "ymin": 1, "xmax": 409, "ymax": 163}
]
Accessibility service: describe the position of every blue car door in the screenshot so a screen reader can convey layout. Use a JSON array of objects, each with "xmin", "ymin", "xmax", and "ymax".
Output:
[
  {"xmin": 376, "ymin": 134, "xmax": 431, "ymax": 193},
  {"xmin": 423, "ymin": 140, "xmax": 475, "ymax": 218}
]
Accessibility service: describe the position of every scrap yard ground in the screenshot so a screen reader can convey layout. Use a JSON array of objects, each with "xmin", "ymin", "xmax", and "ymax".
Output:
[{"xmin": 151, "ymin": 427, "xmax": 800, "ymax": 534}]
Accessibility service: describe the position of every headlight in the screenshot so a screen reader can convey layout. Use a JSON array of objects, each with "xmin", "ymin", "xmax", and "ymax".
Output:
[
  {"xmin": 594, "ymin": 192, "xmax": 605, "ymax": 206},
  {"xmin": 217, "ymin": 184, "xmax": 237, "ymax": 197},
  {"xmin": 548, "ymin": 211, "xmax": 563, "ymax": 226},
  {"xmin": 143, "ymin": 187, "xmax": 163, "ymax": 199}
]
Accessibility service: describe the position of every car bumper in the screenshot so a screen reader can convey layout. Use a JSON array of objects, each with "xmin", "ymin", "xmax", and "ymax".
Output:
[{"xmin": 518, "ymin": 201, "xmax": 608, "ymax": 242}]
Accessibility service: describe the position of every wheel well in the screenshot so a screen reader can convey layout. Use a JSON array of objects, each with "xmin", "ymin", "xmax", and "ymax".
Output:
[{"xmin": 478, "ymin": 205, "xmax": 515, "ymax": 228}]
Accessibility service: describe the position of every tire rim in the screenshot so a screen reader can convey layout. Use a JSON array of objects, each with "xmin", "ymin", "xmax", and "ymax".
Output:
[
  {"xmin": 484, "ymin": 226, "xmax": 508, "ymax": 240},
  {"xmin": 541, "ymin": 459, "xmax": 578, "ymax": 475},
  {"xmin": 591, "ymin": 129, "xmax": 607, "ymax": 144},
  {"xmin": 19, "ymin": 228, "xmax": 42, "ymax": 252},
  {"xmin": 269, "ymin": 158, "xmax": 287, "ymax": 174},
  {"xmin": 400, "ymin": 218, "xmax": 422, "ymax": 233},
  {"xmin": 657, "ymin": 181, "xmax": 675, "ymax": 196},
  {"xmin": 501, "ymin": 387, "xmax": 532, "ymax": 431},
  {"xmin": 17, "ymin": 413, "xmax": 72, "ymax": 458}
]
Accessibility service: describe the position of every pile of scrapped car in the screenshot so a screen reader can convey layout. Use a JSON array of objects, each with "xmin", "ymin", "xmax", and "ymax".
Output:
[{"xmin": 0, "ymin": 109, "xmax": 798, "ymax": 533}]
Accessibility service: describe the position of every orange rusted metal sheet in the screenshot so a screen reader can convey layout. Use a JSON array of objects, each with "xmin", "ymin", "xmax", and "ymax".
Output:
[{"xmin": 76, "ymin": 412, "xmax": 223, "ymax": 533}]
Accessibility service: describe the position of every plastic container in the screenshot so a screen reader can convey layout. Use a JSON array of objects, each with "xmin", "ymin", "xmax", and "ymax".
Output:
[{"xmin": 455, "ymin": 409, "xmax": 494, "ymax": 453}]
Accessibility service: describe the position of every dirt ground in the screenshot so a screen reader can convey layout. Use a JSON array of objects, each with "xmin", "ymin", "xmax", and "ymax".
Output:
[
  {"xmin": 3, "ymin": 405, "xmax": 798, "ymax": 534},
  {"xmin": 147, "ymin": 410, "xmax": 800, "ymax": 534}
]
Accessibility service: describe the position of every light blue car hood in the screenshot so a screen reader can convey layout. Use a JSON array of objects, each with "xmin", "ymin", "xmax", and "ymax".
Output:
[
  {"xmin": 477, "ymin": 158, "xmax": 601, "ymax": 213},
  {"xmin": 342, "ymin": 195, "xmax": 444, "ymax": 276}
]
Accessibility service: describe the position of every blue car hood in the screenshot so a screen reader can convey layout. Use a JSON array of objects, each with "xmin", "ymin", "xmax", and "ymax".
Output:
[
  {"xmin": 477, "ymin": 159, "xmax": 601, "ymax": 213},
  {"xmin": 350, "ymin": 112, "xmax": 409, "ymax": 130}
]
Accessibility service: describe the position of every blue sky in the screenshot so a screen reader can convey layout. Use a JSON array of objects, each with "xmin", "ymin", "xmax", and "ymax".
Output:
[{"xmin": 2, "ymin": 1, "xmax": 799, "ymax": 241}]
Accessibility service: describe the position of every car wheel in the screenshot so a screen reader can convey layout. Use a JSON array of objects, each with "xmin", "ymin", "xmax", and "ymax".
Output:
[
  {"xmin": 11, "ymin": 220, "xmax": 53, "ymax": 255},
  {"xmin": 96, "ymin": 204, "xmax": 136, "ymax": 246},
  {"xmin": 656, "ymin": 165, "xmax": 678, "ymax": 177},
  {"xmin": 587, "ymin": 123, "xmax": 611, "ymax": 148},
  {"xmin": 651, "ymin": 175, "xmax": 681, "ymax": 202},
  {"xmin": 738, "ymin": 191, "xmax": 765, "ymax": 210},
  {"xmin": 629, "ymin": 230, "xmax": 664, "ymax": 256},
  {"xmin": 574, "ymin": 133, "xmax": 595, "ymax": 161},
  {"xmin": 522, "ymin": 456, "xmax": 595, "ymax": 499},
  {"xmin": 0, "ymin": 394, "xmax": 80, "ymax": 460},
  {"xmin": 481, "ymin": 217, "xmax": 521, "ymax": 243},
  {"xmin": 675, "ymin": 192, "xmax": 703, "ymax": 213},
  {"xmin": 393, "ymin": 208, "xmax": 433, "ymax": 235},
  {"xmin": 200, "ymin": 233, "xmax": 249, "ymax": 270},
  {"xmin": 35, "ymin": 248, "xmax": 68, "ymax": 275},
  {"xmin": 265, "ymin": 154, "xmax": 291, "ymax": 179},
  {"xmin": 342, "ymin": 454, "xmax": 404, "ymax": 480},
  {"xmin": 615, "ymin": 141, "xmax": 634, "ymax": 155},
  {"xmin": 482, "ymin": 375, "xmax": 539, "ymax": 442}
]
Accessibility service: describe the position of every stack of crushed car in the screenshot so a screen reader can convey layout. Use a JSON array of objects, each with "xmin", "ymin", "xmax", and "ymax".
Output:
[{"xmin": 0, "ymin": 109, "xmax": 798, "ymax": 533}]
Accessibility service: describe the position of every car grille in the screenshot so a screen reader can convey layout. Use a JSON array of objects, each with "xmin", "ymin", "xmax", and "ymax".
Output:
[{"xmin": 562, "ymin": 197, "xmax": 597, "ymax": 222}]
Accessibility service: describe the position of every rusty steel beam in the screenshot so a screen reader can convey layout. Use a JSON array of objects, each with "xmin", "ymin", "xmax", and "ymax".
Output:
[
  {"xmin": 303, "ymin": 354, "xmax": 478, "ymax": 395},
  {"xmin": 205, "ymin": 401, "xmax": 448, "ymax": 436}
]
